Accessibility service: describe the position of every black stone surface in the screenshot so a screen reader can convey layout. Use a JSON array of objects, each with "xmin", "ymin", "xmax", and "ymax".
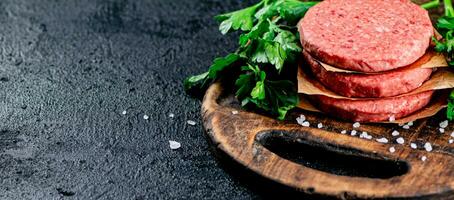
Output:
[{"xmin": 0, "ymin": 0, "xmax": 275, "ymax": 199}]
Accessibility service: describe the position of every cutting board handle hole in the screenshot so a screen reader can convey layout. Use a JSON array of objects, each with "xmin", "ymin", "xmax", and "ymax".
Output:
[{"xmin": 256, "ymin": 131, "xmax": 409, "ymax": 179}]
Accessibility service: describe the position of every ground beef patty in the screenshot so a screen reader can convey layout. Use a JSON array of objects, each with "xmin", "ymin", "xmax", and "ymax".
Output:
[
  {"xmin": 298, "ymin": 0, "xmax": 433, "ymax": 72},
  {"xmin": 310, "ymin": 91, "xmax": 434, "ymax": 122},
  {"xmin": 303, "ymin": 50, "xmax": 433, "ymax": 98}
]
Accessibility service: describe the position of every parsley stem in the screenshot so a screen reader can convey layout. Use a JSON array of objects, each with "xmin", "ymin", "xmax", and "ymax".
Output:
[
  {"xmin": 421, "ymin": 0, "xmax": 440, "ymax": 9},
  {"xmin": 444, "ymin": 0, "xmax": 454, "ymax": 17}
]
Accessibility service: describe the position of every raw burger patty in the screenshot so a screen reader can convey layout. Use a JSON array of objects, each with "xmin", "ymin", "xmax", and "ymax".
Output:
[
  {"xmin": 310, "ymin": 91, "xmax": 434, "ymax": 122},
  {"xmin": 298, "ymin": 0, "xmax": 433, "ymax": 72},
  {"xmin": 303, "ymin": 50, "xmax": 433, "ymax": 98}
]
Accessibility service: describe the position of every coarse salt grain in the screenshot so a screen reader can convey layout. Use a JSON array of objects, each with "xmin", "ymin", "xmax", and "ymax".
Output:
[
  {"xmin": 317, "ymin": 123, "xmax": 323, "ymax": 128},
  {"xmin": 359, "ymin": 132, "xmax": 366, "ymax": 138},
  {"xmin": 187, "ymin": 120, "xmax": 196, "ymax": 126},
  {"xmin": 440, "ymin": 120, "xmax": 449, "ymax": 128},
  {"xmin": 407, "ymin": 121, "xmax": 413, "ymax": 126},
  {"xmin": 396, "ymin": 137, "xmax": 405, "ymax": 144},
  {"xmin": 449, "ymin": 139, "xmax": 453, "ymax": 144},
  {"xmin": 424, "ymin": 142, "xmax": 433, "ymax": 152},
  {"xmin": 341, "ymin": 130, "xmax": 347, "ymax": 134},
  {"xmin": 121, "ymin": 110, "xmax": 127, "ymax": 115},
  {"xmin": 389, "ymin": 147, "xmax": 396, "ymax": 153},
  {"xmin": 302, "ymin": 121, "xmax": 310, "ymax": 127},
  {"xmin": 439, "ymin": 128, "xmax": 445, "ymax": 133},
  {"xmin": 421, "ymin": 156, "xmax": 427, "ymax": 162},
  {"xmin": 169, "ymin": 140, "xmax": 181, "ymax": 150},
  {"xmin": 388, "ymin": 116, "xmax": 395, "ymax": 122},
  {"xmin": 402, "ymin": 125, "xmax": 410, "ymax": 129},
  {"xmin": 360, "ymin": 132, "xmax": 372, "ymax": 139},
  {"xmin": 391, "ymin": 130, "xmax": 399, "ymax": 136},
  {"xmin": 451, "ymin": 132, "xmax": 454, "ymax": 138},
  {"xmin": 169, "ymin": 113, "xmax": 175, "ymax": 118},
  {"xmin": 351, "ymin": 130, "xmax": 357, "ymax": 136},
  {"xmin": 353, "ymin": 122, "xmax": 360, "ymax": 128},
  {"xmin": 231, "ymin": 110, "xmax": 239, "ymax": 115},
  {"xmin": 376, "ymin": 138, "xmax": 388, "ymax": 143},
  {"xmin": 410, "ymin": 143, "xmax": 417, "ymax": 149},
  {"xmin": 143, "ymin": 115, "xmax": 149, "ymax": 120},
  {"xmin": 361, "ymin": 131, "xmax": 372, "ymax": 140},
  {"xmin": 296, "ymin": 115, "xmax": 306, "ymax": 125}
]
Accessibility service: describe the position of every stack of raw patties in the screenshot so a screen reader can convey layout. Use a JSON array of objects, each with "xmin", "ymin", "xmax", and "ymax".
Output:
[{"xmin": 297, "ymin": 0, "xmax": 443, "ymax": 122}]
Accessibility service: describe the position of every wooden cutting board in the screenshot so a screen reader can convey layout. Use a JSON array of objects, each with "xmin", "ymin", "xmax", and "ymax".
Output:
[{"xmin": 202, "ymin": 81, "xmax": 454, "ymax": 199}]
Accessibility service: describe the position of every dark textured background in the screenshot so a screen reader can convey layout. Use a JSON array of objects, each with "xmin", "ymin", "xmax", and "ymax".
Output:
[
  {"xmin": 0, "ymin": 0, "xmax": 443, "ymax": 199},
  {"xmin": 0, "ymin": 0, "xmax": 270, "ymax": 199}
]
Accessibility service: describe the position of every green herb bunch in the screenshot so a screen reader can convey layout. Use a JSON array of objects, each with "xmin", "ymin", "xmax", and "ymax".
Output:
[
  {"xmin": 184, "ymin": 0, "xmax": 318, "ymax": 119},
  {"xmin": 424, "ymin": 0, "xmax": 454, "ymax": 119}
]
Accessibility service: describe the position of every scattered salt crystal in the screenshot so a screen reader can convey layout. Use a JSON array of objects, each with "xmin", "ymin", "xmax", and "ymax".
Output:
[
  {"xmin": 169, "ymin": 140, "xmax": 181, "ymax": 150},
  {"xmin": 396, "ymin": 137, "xmax": 405, "ymax": 144},
  {"xmin": 169, "ymin": 113, "xmax": 175, "ymax": 118},
  {"xmin": 341, "ymin": 130, "xmax": 347, "ymax": 134},
  {"xmin": 439, "ymin": 128, "xmax": 445, "ymax": 133},
  {"xmin": 360, "ymin": 132, "xmax": 371, "ymax": 139},
  {"xmin": 353, "ymin": 122, "xmax": 360, "ymax": 128},
  {"xmin": 359, "ymin": 131, "xmax": 372, "ymax": 140},
  {"xmin": 424, "ymin": 142, "xmax": 433, "ymax": 152},
  {"xmin": 410, "ymin": 143, "xmax": 417, "ymax": 149},
  {"xmin": 421, "ymin": 156, "xmax": 427, "ymax": 162},
  {"xmin": 391, "ymin": 130, "xmax": 399, "ymax": 136},
  {"xmin": 317, "ymin": 123, "xmax": 323, "ymax": 129},
  {"xmin": 359, "ymin": 132, "xmax": 366, "ymax": 138},
  {"xmin": 376, "ymin": 138, "xmax": 388, "ymax": 143},
  {"xmin": 440, "ymin": 120, "xmax": 449, "ymax": 128},
  {"xmin": 451, "ymin": 132, "xmax": 454, "ymax": 138},
  {"xmin": 231, "ymin": 110, "xmax": 239, "ymax": 115},
  {"xmin": 407, "ymin": 121, "xmax": 413, "ymax": 126},
  {"xmin": 187, "ymin": 120, "xmax": 196, "ymax": 126},
  {"xmin": 389, "ymin": 147, "xmax": 396, "ymax": 153},
  {"xmin": 296, "ymin": 115, "xmax": 306, "ymax": 125},
  {"xmin": 301, "ymin": 121, "xmax": 310, "ymax": 127},
  {"xmin": 449, "ymin": 139, "xmax": 453, "ymax": 144},
  {"xmin": 388, "ymin": 116, "xmax": 395, "ymax": 122},
  {"xmin": 121, "ymin": 110, "xmax": 127, "ymax": 115},
  {"xmin": 402, "ymin": 125, "xmax": 410, "ymax": 129},
  {"xmin": 143, "ymin": 115, "xmax": 149, "ymax": 120},
  {"xmin": 351, "ymin": 130, "xmax": 357, "ymax": 136}
]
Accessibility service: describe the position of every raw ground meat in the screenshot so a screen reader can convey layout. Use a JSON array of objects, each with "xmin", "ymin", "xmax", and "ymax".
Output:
[
  {"xmin": 298, "ymin": 0, "xmax": 433, "ymax": 72},
  {"xmin": 302, "ymin": 50, "xmax": 433, "ymax": 98},
  {"xmin": 309, "ymin": 91, "xmax": 434, "ymax": 122}
]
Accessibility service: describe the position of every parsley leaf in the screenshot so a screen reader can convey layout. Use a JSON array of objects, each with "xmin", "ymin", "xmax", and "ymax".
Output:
[
  {"xmin": 184, "ymin": 71, "xmax": 209, "ymax": 91},
  {"xmin": 207, "ymin": 54, "xmax": 240, "ymax": 78},
  {"xmin": 448, "ymin": 90, "xmax": 454, "ymax": 120},
  {"xmin": 276, "ymin": 0, "xmax": 318, "ymax": 24},
  {"xmin": 185, "ymin": 0, "xmax": 317, "ymax": 120},
  {"xmin": 235, "ymin": 65, "xmax": 298, "ymax": 120},
  {"xmin": 215, "ymin": 2, "xmax": 264, "ymax": 34},
  {"xmin": 426, "ymin": 0, "xmax": 454, "ymax": 120},
  {"xmin": 432, "ymin": 1, "xmax": 454, "ymax": 66},
  {"xmin": 265, "ymin": 80, "xmax": 299, "ymax": 119},
  {"xmin": 184, "ymin": 53, "xmax": 240, "ymax": 91},
  {"xmin": 264, "ymin": 40, "xmax": 287, "ymax": 71}
]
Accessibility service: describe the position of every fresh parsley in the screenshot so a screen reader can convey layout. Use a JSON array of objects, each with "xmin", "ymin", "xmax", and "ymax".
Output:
[
  {"xmin": 184, "ymin": 0, "xmax": 317, "ymax": 120},
  {"xmin": 425, "ymin": 0, "xmax": 454, "ymax": 119},
  {"xmin": 448, "ymin": 90, "xmax": 454, "ymax": 120}
]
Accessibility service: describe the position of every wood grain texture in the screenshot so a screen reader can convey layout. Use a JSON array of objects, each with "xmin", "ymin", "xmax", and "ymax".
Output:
[{"xmin": 203, "ymin": 82, "xmax": 454, "ymax": 199}]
